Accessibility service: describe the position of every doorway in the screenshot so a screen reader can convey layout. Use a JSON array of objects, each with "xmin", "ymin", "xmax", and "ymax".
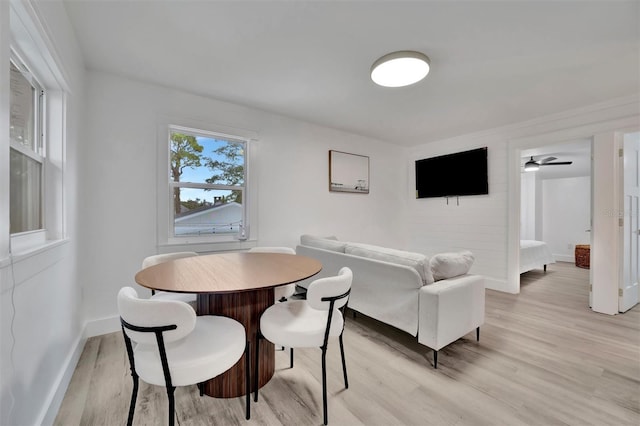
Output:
[{"xmin": 519, "ymin": 140, "xmax": 592, "ymax": 294}]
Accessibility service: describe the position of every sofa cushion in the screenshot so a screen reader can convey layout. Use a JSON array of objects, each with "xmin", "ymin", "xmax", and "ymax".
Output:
[
  {"xmin": 300, "ymin": 234, "xmax": 346, "ymax": 253},
  {"xmin": 345, "ymin": 243, "xmax": 434, "ymax": 285},
  {"xmin": 430, "ymin": 250, "xmax": 475, "ymax": 281}
]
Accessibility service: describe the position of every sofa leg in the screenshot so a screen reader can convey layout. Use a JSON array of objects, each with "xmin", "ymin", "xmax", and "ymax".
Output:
[
  {"xmin": 476, "ymin": 327, "xmax": 480, "ymax": 341},
  {"xmin": 544, "ymin": 264, "xmax": 547, "ymax": 272},
  {"xmin": 433, "ymin": 350, "xmax": 438, "ymax": 369},
  {"xmin": 290, "ymin": 348, "xmax": 294, "ymax": 369}
]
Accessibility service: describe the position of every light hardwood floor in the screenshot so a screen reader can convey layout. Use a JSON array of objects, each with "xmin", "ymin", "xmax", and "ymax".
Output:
[{"xmin": 55, "ymin": 262, "xmax": 640, "ymax": 425}]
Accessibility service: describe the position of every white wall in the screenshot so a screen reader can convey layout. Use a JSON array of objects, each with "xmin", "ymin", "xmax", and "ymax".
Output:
[
  {"xmin": 0, "ymin": 1, "xmax": 85, "ymax": 425},
  {"xmin": 405, "ymin": 139, "xmax": 508, "ymax": 290},
  {"xmin": 521, "ymin": 171, "xmax": 591, "ymax": 263},
  {"xmin": 406, "ymin": 97, "xmax": 639, "ymax": 293},
  {"xmin": 520, "ymin": 172, "xmax": 537, "ymax": 240},
  {"xmin": 542, "ymin": 176, "xmax": 591, "ymax": 262},
  {"xmin": 521, "ymin": 172, "xmax": 545, "ymax": 242},
  {"xmin": 79, "ymin": 71, "xmax": 406, "ymax": 329},
  {"xmin": 592, "ymin": 132, "xmax": 622, "ymax": 314}
]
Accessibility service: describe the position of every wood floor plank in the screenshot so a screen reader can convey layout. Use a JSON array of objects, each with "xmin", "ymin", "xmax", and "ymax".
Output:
[
  {"xmin": 52, "ymin": 336, "xmax": 100, "ymax": 426},
  {"xmin": 54, "ymin": 262, "xmax": 640, "ymax": 425}
]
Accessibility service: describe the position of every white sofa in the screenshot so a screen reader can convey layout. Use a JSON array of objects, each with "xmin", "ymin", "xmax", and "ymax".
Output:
[{"xmin": 296, "ymin": 235, "xmax": 485, "ymax": 368}]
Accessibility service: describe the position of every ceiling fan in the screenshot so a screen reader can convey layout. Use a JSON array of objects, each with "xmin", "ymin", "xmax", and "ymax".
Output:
[{"xmin": 524, "ymin": 156, "xmax": 572, "ymax": 171}]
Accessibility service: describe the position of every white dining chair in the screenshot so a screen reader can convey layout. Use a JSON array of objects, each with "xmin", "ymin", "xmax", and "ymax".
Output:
[
  {"xmin": 248, "ymin": 246, "xmax": 298, "ymax": 365},
  {"xmin": 247, "ymin": 247, "xmax": 297, "ymax": 301},
  {"xmin": 142, "ymin": 252, "xmax": 198, "ymax": 306},
  {"xmin": 253, "ymin": 267, "xmax": 352, "ymax": 425},
  {"xmin": 118, "ymin": 287, "xmax": 250, "ymax": 426}
]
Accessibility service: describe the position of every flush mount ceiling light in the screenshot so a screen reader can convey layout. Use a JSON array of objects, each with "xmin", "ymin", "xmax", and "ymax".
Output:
[{"xmin": 371, "ymin": 51, "xmax": 430, "ymax": 87}]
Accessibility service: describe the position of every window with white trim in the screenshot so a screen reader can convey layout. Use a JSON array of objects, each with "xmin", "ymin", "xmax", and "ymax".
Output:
[
  {"xmin": 4, "ymin": 1, "xmax": 67, "ymax": 256},
  {"xmin": 9, "ymin": 53, "xmax": 45, "ymax": 235},
  {"xmin": 168, "ymin": 126, "xmax": 247, "ymax": 240}
]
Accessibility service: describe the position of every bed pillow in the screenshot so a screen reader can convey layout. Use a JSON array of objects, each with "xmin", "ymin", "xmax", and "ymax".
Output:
[
  {"xmin": 300, "ymin": 234, "xmax": 345, "ymax": 252},
  {"xmin": 345, "ymin": 243, "xmax": 434, "ymax": 285},
  {"xmin": 430, "ymin": 250, "xmax": 475, "ymax": 281}
]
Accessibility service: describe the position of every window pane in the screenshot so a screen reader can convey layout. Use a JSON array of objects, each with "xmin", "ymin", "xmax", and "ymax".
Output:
[
  {"xmin": 174, "ymin": 188, "xmax": 243, "ymax": 236},
  {"xmin": 170, "ymin": 131, "xmax": 245, "ymax": 186},
  {"xmin": 10, "ymin": 62, "xmax": 36, "ymax": 151},
  {"xmin": 10, "ymin": 149, "xmax": 42, "ymax": 233}
]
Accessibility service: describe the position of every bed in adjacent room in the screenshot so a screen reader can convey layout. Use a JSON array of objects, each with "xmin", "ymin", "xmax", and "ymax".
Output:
[{"xmin": 520, "ymin": 240, "xmax": 556, "ymax": 273}]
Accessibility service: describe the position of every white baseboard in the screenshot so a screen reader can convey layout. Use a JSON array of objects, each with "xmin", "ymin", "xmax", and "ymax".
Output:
[
  {"xmin": 553, "ymin": 255, "xmax": 574, "ymax": 263},
  {"xmin": 38, "ymin": 316, "xmax": 121, "ymax": 425},
  {"xmin": 83, "ymin": 315, "xmax": 121, "ymax": 338},
  {"xmin": 37, "ymin": 333, "xmax": 86, "ymax": 426},
  {"xmin": 484, "ymin": 276, "xmax": 514, "ymax": 293}
]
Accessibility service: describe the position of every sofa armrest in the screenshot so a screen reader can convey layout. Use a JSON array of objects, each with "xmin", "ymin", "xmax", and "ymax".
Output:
[{"xmin": 418, "ymin": 274, "xmax": 485, "ymax": 351}]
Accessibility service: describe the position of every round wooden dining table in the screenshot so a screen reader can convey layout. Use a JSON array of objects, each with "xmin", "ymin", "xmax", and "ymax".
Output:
[{"xmin": 134, "ymin": 252, "xmax": 322, "ymax": 398}]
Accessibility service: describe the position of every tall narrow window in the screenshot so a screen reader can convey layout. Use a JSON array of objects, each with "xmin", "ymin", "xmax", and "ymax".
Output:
[
  {"xmin": 169, "ymin": 126, "xmax": 246, "ymax": 239},
  {"xmin": 9, "ymin": 56, "xmax": 44, "ymax": 234}
]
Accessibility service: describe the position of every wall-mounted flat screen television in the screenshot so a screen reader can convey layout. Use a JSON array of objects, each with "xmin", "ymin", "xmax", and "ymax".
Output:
[{"xmin": 415, "ymin": 147, "xmax": 488, "ymax": 198}]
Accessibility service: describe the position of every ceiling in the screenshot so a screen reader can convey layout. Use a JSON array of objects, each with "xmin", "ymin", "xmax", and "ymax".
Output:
[{"xmin": 62, "ymin": 1, "xmax": 640, "ymax": 146}]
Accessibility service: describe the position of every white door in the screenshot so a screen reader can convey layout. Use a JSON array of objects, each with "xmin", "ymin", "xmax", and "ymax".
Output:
[{"xmin": 619, "ymin": 133, "xmax": 640, "ymax": 312}]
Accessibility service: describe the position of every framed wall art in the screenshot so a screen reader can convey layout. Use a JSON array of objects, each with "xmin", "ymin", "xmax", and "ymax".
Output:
[{"xmin": 329, "ymin": 150, "xmax": 369, "ymax": 194}]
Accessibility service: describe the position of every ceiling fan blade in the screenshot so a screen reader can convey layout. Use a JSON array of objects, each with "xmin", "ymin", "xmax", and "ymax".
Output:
[
  {"xmin": 540, "ymin": 161, "xmax": 573, "ymax": 166},
  {"xmin": 539, "ymin": 156, "xmax": 557, "ymax": 164}
]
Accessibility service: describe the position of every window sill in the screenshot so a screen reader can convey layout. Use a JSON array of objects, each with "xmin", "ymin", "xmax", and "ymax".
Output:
[
  {"xmin": 158, "ymin": 238, "xmax": 257, "ymax": 254},
  {"xmin": 0, "ymin": 238, "xmax": 70, "ymax": 268}
]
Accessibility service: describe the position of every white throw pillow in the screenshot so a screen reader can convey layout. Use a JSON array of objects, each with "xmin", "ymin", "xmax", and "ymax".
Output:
[
  {"xmin": 300, "ymin": 234, "xmax": 346, "ymax": 252},
  {"xmin": 345, "ymin": 243, "xmax": 434, "ymax": 285},
  {"xmin": 430, "ymin": 250, "xmax": 475, "ymax": 281}
]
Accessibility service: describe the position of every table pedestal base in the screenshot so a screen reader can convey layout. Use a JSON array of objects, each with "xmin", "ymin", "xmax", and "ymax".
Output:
[{"xmin": 197, "ymin": 289, "xmax": 275, "ymax": 398}]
